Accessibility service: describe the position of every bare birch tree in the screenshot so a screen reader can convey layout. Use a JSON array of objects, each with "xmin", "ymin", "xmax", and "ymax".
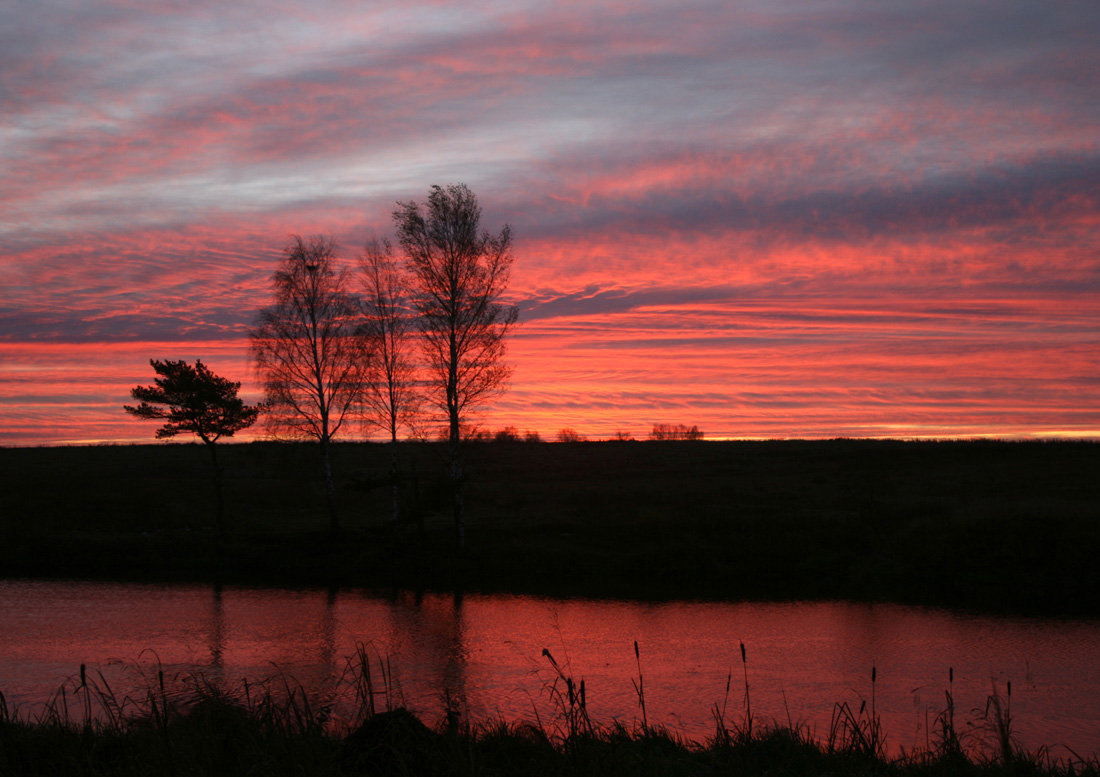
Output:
[
  {"xmin": 360, "ymin": 237, "xmax": 420, "ymax": 525},
  {"xmin": 249, "ymin": 235, "xmax": 370, "ymax": 531},
  {"xmin": 393, "ymin": 184, "xmax": 518, "ymax": 547}
]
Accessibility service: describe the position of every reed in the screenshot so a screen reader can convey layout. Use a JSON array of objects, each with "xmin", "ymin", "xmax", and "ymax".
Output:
[
  {"xmin": 982, "ymin": 679, "xmax": 1017, "ymax": 766},
  {"xmin": 826, "ymin": 664, "xmax": 884, "ymax": 759},
  {"xmin": 632, "ymin": 639, "xmax": 648, "ymax": 732},
  {"xmin": 540, "ymin": 647, "xmax": 592, "ymax": 743},
  {"xmin": 1, "ymin": 650, "xmax": 1097, "ymax": 777},
  {"xmin": 931, "ymin": 665, "xmax": 964, "ymax": 759},
  {"xmin": 339, "ymin": 640, "xmax": 399, "ymax": 725},
  {"xmin": 740, "ymin": 640, "xmax": 753, "ymax": 739},
  {"xmin": 712, "ymin": 639, "xmax": 756, "ymax": 747},
  {"xmin": 711, "ymin": 667, "xmax": 733, "ymax": 745}
]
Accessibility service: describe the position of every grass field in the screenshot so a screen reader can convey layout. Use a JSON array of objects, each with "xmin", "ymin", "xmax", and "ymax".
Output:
[{"xmin": 2, "ymin": 439, "xmax": 1098, "ymax": 615}]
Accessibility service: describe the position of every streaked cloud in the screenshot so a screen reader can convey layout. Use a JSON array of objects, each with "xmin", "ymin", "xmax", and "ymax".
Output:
[{"xmin": 2, "ymin": 0, "xmax": 1098, "ymax": 443}]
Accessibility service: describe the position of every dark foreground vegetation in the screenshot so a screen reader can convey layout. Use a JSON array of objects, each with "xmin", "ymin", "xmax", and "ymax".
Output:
[
  {"xmin": 2, "ymin": 439, "xmax": 1099, "ymax": 616},
  {"xmin": 2, "ymin": 647, "xmax": 1096, "ymax": 777}
]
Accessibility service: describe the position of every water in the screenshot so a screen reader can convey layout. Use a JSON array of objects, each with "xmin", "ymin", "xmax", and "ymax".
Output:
[{"xmin": 2, "ymin": 579, "xmax": 1098, "ymax": 758}]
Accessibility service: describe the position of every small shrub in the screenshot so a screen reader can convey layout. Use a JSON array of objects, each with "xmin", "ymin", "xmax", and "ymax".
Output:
[
  {"xmin": 648, "ymin": 423, "xmax": 703, "ymax": 441},
  {"xmin": 557, "ymin": 428, "xmax": 586, "ymax": 443},
  {"xmin": 493, "ymin": 426, "xmax": 521, "ymax": 443}
]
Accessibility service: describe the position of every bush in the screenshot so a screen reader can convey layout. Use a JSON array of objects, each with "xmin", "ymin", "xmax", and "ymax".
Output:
[
  {"xmin": 494, "ymin": 426, "xmax": 521, "ymax": 443},
  {"xmin": 648, "ymin": 423, "xmax": 703, "ymax": 441}
]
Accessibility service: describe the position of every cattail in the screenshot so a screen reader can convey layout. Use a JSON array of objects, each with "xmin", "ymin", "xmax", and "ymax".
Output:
[
  {"xmin": 634, "ymin": 640, "xmax": 640, "ymax": 661},
  {"xmin": 740, "ymin": 641, "xmax": 746, "ymax": 664},
  {"xmin": 949, "ymin": 667, "xmax": 954, "ymax": 684},
  {"xmin": 542, "ymin": 648, "xmax": 558, "ymax": 669},
  {"xmin": 79, "ymin": 663, "xmax": 86, "ymax": 689}
]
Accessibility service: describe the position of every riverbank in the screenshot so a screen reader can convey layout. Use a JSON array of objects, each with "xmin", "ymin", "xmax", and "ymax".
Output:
[
  {"xmin": 1, "ymin": 659, "xmax": 1094, "ymax": 777},
  {"xmin": 2, "ymin": 439, "xmax": 1097, "ymax": 616}
]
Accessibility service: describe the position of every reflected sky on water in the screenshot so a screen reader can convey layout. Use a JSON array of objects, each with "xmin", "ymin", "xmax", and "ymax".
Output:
[{"xmin": 2, "ymin": 580, "xmax": 1097, "ymax": 758}]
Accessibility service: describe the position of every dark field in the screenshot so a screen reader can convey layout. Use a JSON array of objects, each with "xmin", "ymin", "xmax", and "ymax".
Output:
[{"xmin": 2, "ymin": 439, "xmax": 1098, "ymax": 615}]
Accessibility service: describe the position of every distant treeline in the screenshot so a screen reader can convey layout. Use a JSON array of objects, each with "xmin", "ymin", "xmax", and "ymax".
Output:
[{"xmin": 464, "ymin": 423, "xmax": 705, "ymax": 443}]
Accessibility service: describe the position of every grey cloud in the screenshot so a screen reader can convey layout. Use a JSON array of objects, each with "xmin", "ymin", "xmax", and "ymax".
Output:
[
  {"xmin": 0, "ymin": 310, "xmax": 251, "ymax": 344},
  {"xmin": 502, "ymin": 150, "xmax": 1100, "ymax": 245}
]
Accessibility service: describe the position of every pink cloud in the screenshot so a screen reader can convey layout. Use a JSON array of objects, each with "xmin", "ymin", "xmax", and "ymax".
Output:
[{"xmin": 3, "ymin": 0, "xmax": 1099, "ymax": 443}]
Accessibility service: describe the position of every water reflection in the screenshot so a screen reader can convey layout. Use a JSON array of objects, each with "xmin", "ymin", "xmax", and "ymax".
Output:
[
  {"xmin": 1, "ymin": 580, "xmax": 1097, "ymax": 758},
  {"xmin": 208, "ymin": 583, "xmax": 225, "ymax": 669},
  {"xmin": 383, "ymin": 590, "xmax": 469, "ymax": 725}
]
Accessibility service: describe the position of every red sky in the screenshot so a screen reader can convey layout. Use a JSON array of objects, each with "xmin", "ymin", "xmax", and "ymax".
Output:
[{"xmin": 2, "ymin": 0, "xmax": 1099, "ymax": 444}]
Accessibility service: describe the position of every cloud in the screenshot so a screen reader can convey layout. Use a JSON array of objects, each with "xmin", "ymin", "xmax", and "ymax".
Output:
[{"xmin": 2, "ymin": 0, "xmax": 1099, "ymax": 442}]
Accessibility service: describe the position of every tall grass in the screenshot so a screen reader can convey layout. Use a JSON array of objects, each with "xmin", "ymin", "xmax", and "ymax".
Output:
[
  {"xmin": 540, "ymin": 647, "xmax": 591, "ymax": 742},
  {"xmin": 982, "ymin": 679, "xmax": 1017, "ymax": 766},
  {"xmin": 924, "ymin": 666, "xmax": 965, "ymax": 760},
  {"xmin": 1, "ymin": 646, "xmax": 1097, "ymax": 777},
  {"xmin": 631, "ymin": 640, "xmax": 647, "ymax": 732},
  {"xmin": 712, "ymin": 640, "xmax": 754, "ymax": 746},
  {"xmin": 826, "ymin": 665, "xmax": 884, "ymax": 759}
]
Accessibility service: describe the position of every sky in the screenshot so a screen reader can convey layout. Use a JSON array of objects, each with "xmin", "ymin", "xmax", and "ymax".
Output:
[{"xmin": 2, "ymin": 0, "xmax": 1099, "ymax": 445}]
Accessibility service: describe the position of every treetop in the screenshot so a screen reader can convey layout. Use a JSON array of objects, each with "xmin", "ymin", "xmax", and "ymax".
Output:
[{"xmin": 124, "ymin": 359, "xmax": 261, "ymax": 444}]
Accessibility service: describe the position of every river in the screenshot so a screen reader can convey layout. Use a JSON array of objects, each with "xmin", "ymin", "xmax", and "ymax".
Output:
[{"xmin": 1, "ymin": 579, "xmax": 1097, "ymax": 758}]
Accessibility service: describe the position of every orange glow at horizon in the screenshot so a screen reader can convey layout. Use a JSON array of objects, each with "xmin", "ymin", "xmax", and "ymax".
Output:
[
  {"xmin": 2, "ymin": 0, "xmax": 1098, "ymax": 446},
  {"xmin": 3, "ymin": 266, "xmax": 1098, "ymax": 446}
]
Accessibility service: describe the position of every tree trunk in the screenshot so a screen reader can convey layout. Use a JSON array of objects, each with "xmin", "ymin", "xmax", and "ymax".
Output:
[
  {"xmin": 207, "ymin": 441, "xmax": 224, "ymax": 533},
  {"xmin": 448, "ymin": 330, "xmax": 464, "ymax": 547},
  {"xmin": 450, "ymin": 448, "xmax": 464, "ymax": 548},
  {"xmin": 447, "ymin": 388, "xmax": 465, "ymax": 547},
  {"xmin": 321, "ymin": 434, "xmax": 340, "ymax": 532},
  {"xmin": 389, "ymin": 432, "xmax": 400, "ymax": 525}
]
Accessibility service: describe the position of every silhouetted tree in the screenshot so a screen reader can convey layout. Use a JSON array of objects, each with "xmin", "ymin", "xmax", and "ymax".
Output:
[
  {"xmin": 649, "ymin": 423, "xmax": 704, "ymax": 441},
  {"xmin": 360, "ymin": 238, "xmax": 420, "ymax": 525},
  {"xmin": 250, "ymin": 235, "xmax": 370, "ymax": 531},
  {"xmin": 393, "ymin": 184, "xmax": 518, "ymax": 547},
  {"xmin": 124, "ymin": 358, "xmax": 261, "ymax": 530},
  {"xmin": 493, "ymin": 426, "xmax": 521, "ymax": 443},
  {"xmin": 557, "ymin": 428, "xmax": 585, "ymax": 443}
]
